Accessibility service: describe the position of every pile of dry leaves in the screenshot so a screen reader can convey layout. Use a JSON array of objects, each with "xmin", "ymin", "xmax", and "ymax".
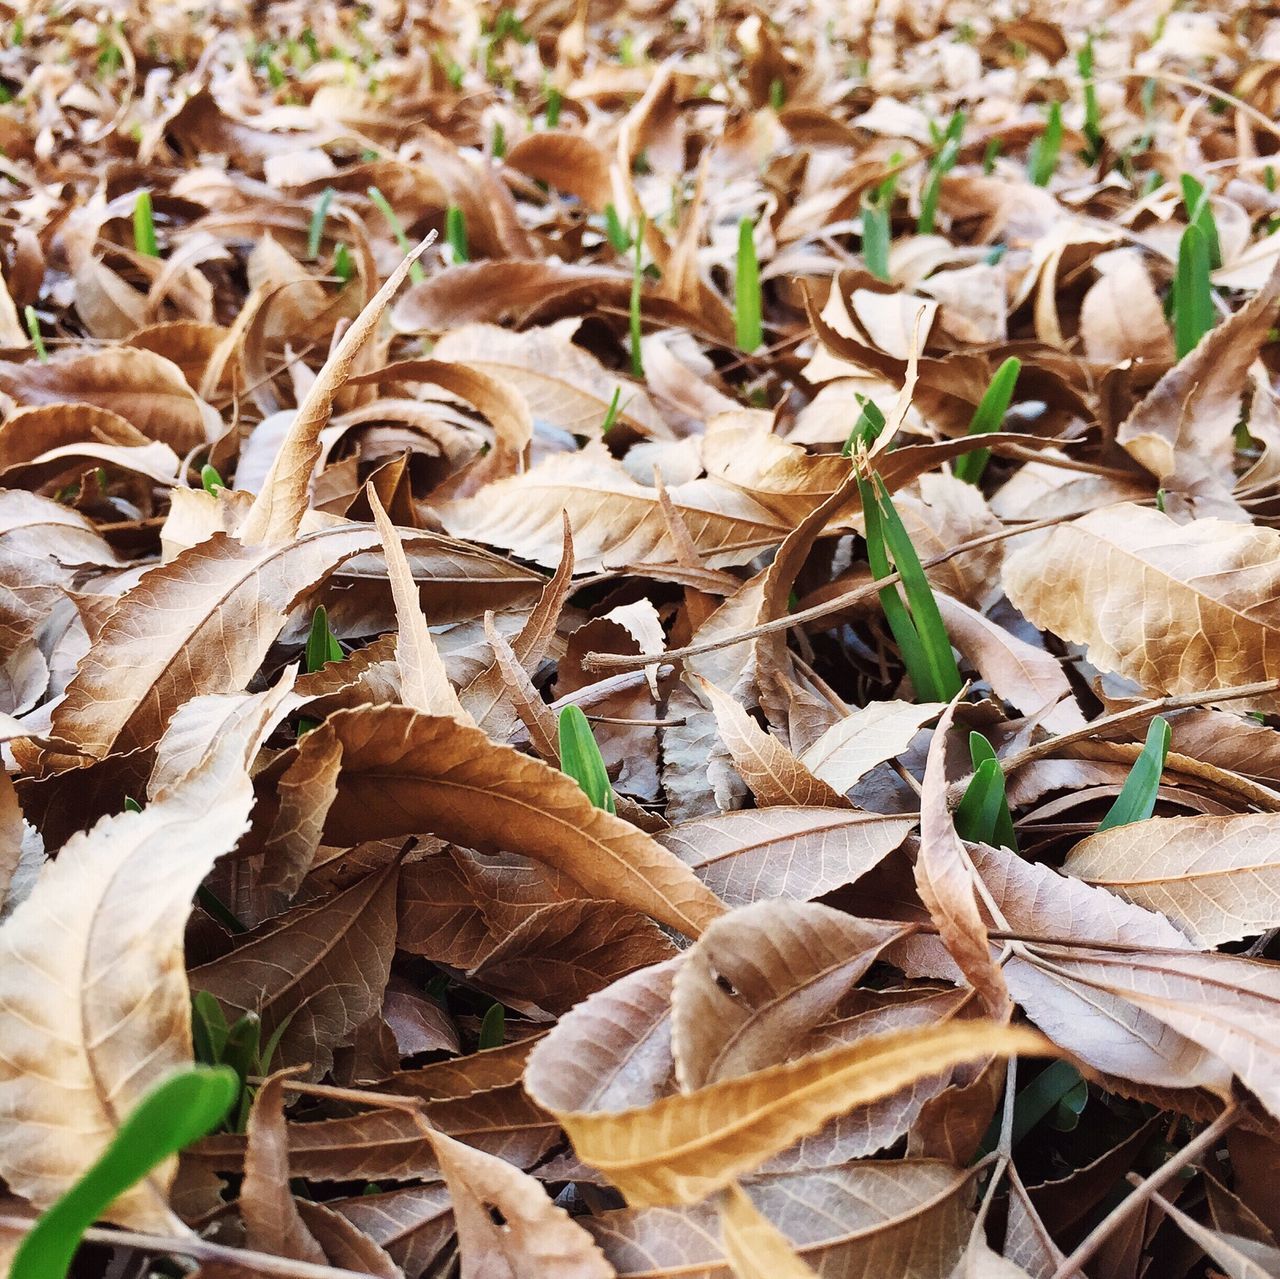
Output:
[{"xmin": 2, "ymin": 0, "xmax": 1280, "ymax": 1274}]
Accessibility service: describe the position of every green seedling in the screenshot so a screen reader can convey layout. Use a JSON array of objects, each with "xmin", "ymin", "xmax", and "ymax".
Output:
[
  {"xmin": 367, "ymin": 186, "xmax": 425, "ymax": 283},
  {"xmin": 192, "ymin": 994, "xmax": 291, "ymax": 1131},
  {"xmin": 11, "ymin": 1066, "xmax": 237, "ymax": 1279},
  {"xmin": 1180, "ymin": 173, "xmax": 1222, "ymax": 269},
  {"xmin": 445, "ymin": 203, "xmax": 469, "ymax": 263},
  {"xmin": 861, "ymin": 165, "xmax": 898, "ymax": 282},
  {"xmin": 24, "ymin": 306, "xmax": 47, "ymax": 363},
  {"xmin": 768, "ymin": 76, "xmax": 786, "ymax": 110},
  {"xmin": 305, "ymin": 604, "xmax": 343, "ymax": 672},
  {"xmin": 858, "ymin": 472, "xmax": 963, "ymax": 702},
  {"xmin": 196, "ymin": 883, "xmax": 246, "ymax": 934},
  {"xmin": 840, "ymin": 394, "xmax": 886, "ymax": 456},
  {"xmin": 332, "ymin": 242, "xmax": 354, "ymax": 283},
  {"xmin": 558, "ymin": 704, "xmax": 616, "ymax": 813},
  {"xmin": 1027, "ymin": 102, "xmax": 1063, "ymax": 186},
  {"xmin": 953, "ymin": 356, "xmax": 1021, "ymax": 485},
  {"xmin": 1077, "ymin": 33, "xmax": 1102, "ymax": 163},
  {"xmin": 132, "ymin": 190, "xmax": 158, "ymax": 257},
  {"xmin": 200, "ymin": 461, "xmax": 224, "ymax": 494},
  {"xmin": 1011, "ymin": 1060, "xmax": 1087, "ymax": 1146},
  {"xmin": 307, "ymin": 185, "xmax": 335, "ymax": 260},
  {"xmin": 982, "ymin": 137, "xmax": 1002, "ymax": 174},
  {"xmin": 735, "ymin": 215, "xmax": 762, "ymax": 352},
  {"xmin": 545, "ymin": 85, "xmax": 562, "ymax": 128},
  {"xmin": 600, "ymin": 385, "xmax": 623, "ymax": 434},
  {"xmin": 604, "ymin": 202, "xmax": 631, "ymax": 252},
  {"xmin": 491, "ymin": 120, "xmax": 507, "ymax": 158},
  {"xmin": 629, "ymin": 215, "xmax": 646, "ymax": 379},
  {"xmin": 479, "ymin": 1002, "xmax": 506, "ymax": 1049},
  {"xmin": 918, "ymin": 112, "xmax": 964, "ymax": 234},
  {"xmin": 1097, "ymin": 715, "xmax": 1170, "ymax": 832},
  {"xmin": 954, "ymin": 732, "xmax": 1017, "ymax": 850},
  {"xmin": 1171, "ymin": 222, "xmax": 1214, "ymax": 358}
]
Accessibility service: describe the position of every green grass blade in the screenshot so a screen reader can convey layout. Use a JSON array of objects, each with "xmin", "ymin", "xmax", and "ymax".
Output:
[
  {"xmin": 11, "ymin": 1066, "xmax": 238, "ymax": 1279},
  {"xmin": 332, "ymin": 242, "xmax": 353, "ymax": 283},
  {"xmin": 604, "ymin": 202, "xmax": 631, "ymax": 252},
  {"xmin": 445, "ymin": 203, "xmax": 469, "ymax": 263},
  {"xmin": 132, "ymin": 190, "xmax": 158, "ymax": 258},
  {"xmin": 858, "ymin": 473, "xmax": 933, "ymax": 698},
  {"xmin": 953, "ymin": 356, "xmax": 1021, "ymax": 485},
  {"xmin": 1172, "ymin": 222, "xmax": 1214, "ymax": 359},
  {"xmin": 191, "ymin": 990, "xmax": 229, "ymax": 1064},
  {"xmin": 479, "ymin": 1002, "xmax": 506, "ymax": 1049},
  {"xmin": 1180, "ymin": 173, "xmax": 1222, "ymax": 270},
  {"xmin": 367, "ymin": 186, "xmax": 426, "ymax": 283},
  {"xmin": 954, "ymin": 732, "xmax": 1017, "ymax": 850},
  {"xmin": 872, "ymin": 477, "xmax": 963, "ymax": 701},
  {"xmin": 24, "ymin": 306, "xmax": 47, "ymax": 363},
  {"xmin": 982, "ymin": 138, "xmax": 1002, "ymax": 174},
  {"xmin": 629, "ymin": 216, "xmax": 645, "ymax": 379},
  {"xmin": 307, "ymin": 186, "xmax": 335, "ymax": 260},
  {"xmin": 200, "ymin": 463, "xmax": 224, "ymax": 495},
  {"xmin": 861, "ymin": 196, "xmax": 891, "ymax": 281},
  {"xmin": 735, "ymin": 216, "xmax": 763, "ymax": 352},
  {"xmin": 1097, "ymin": 716, "xmax": 1170, "ymax": 832},
  {"xmin": 918, "ymin": 115, "xmax": 963, "ymax": 235},
  {"xmin": 304, "ymin": 605, "xmax": 343, "ymax": 673},
  {"xmin": 601, "ymin": 385, "xmax": 623, "ymax": 434},
  {"xmin": 1027, "ymin": 102, "xmax": 1063, "ymax": 186},
  {"xmin": 1010, "ymin": 1060, "xmax": 1086, "ymax": 1147},
  {"xmin": 557, "ymin": 704, "xmax": 616, "ymax": 813},
  {"xmin": 1078, "ymin": 34, "xmax": 1102, "ymax": 163},
  {"xmin": 545, "ymin": 86, "xmax": 562, "ymax": 128}
]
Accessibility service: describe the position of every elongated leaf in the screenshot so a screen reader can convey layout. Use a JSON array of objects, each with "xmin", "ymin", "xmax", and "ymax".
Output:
[
  {"xmin": 1173, "ymin": 222, "xmax": 1215, "ymax": 359},
  {"xmin": 952, "ymin": 357, "xmax": 1021, "ymax": 485},
  {"xmin": 954, "ymin": 733, "xmax": 1016, "ymax": 851},
  {"xmin": 1097, "ymin": 715, "xmax": 1170, "ymax": 831},
  {"xmin": 736, "ymin": 217, "xmax": 763, "ymax": 353},
  {"xmin": 558, "ymin": 704, "xmax": 616, "ymax": 813},
  {"xmin": 720, "ymin": 1182, "xmax": 819, "ymax": 1278},
  {"xmin": 12, "ymin": 1067, "xmax": 237, "ymax": 1279}
]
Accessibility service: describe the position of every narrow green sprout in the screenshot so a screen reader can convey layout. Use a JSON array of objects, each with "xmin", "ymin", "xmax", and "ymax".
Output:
[
  {"xmin": 479, "ymin": 1002, "xmax": 506, "ymax": 1049},
  {"xmin": 735, "ymin": 216, "xmax": 763, "ymax": 352},
  {"xmin": 265, "ymin": 56, "xmax": 286, "ymax": 88},
  {"xmin": 1172, "ymin": 222, "xmax": 1214, "ymax": 358},
  {"xmin": 1011, "ymin": 1060, "xmax": 1087, "ymax": 1147},
  {"xmin": 953, "ymin": 356, "xmax": 1022, "ymax": 485},
  {"xmin": 840, "ymin": 394, "xmax": 885, "ymax": 456},
  {"xmin": 918, "ymin": 114, "xmax": 964, "ymax": 235},
  {"xmin": 305, "ymin": 604, "xmax": 343, "ymax": 673},
  {"xmin": 1078, "ymin": 34, "xmax": 1102, "ymax": 163},
  {"xmin": 24, "ymin": 306, "xmax": 47, "ymax": 363},
  {"xmin": 132, "ymin": 190, "xmax": 158, "ymax": 257},
  {"xmin": 982, "ymin": 137, "xmax": 1002, "ymax": 174},
  {"xmin": 601, "ymin": 386, "xmax": 623, "ymax": 434},
  {"xmin": 1097, "ymin": 716, "xmax": 1170, "ymax": 832},
  {"xmin": 445, "ymin": 203, "xmax": 469, "ymax": 263},
  {"xmin": 629, "ymin": 216, "xmax": 645, "ymax": 379},
  {"xmin": 200, "ymin": 463, "xmax": 224, "ymax": 495},
  {"xmin": 123, "ymin": 796, "xmax": 142, "ymax": 813},
  {"xmin": 332, "ymin": 242, "xmax": 354, "ymax": 283},
  {"xmin": 1027, "ymin": 102, "xmax": 1063, "ymax": 186},
  {"xmin": 768, "ymin": 76, "xmax": 786, "ymax": 110},
  {"xmin": 618, "ymin": 31, "xmax": 635, "ymax": 65},
  {"xmin": 858, "ymin": 472, "xmax": 963, "ymax": 702},
  {"xmin": 545, "ymin": 86, "xmax": 562, "ymax": 128},
  {"xmin": 307, "ymin": 186, "xmax": 335, "ymax": 260},
  {"xmin": 604, "ymin": 202, "xmax": 632, "ymax": 252},
  {"xmin": 367, "ymin": 186, "xmax": 425, "ymax": 283},
  {"xmin": 11, "ymin": 1067, "xmax": 237, "ymax": 1279},
  {"xmin": 862, "ymin": 196, "xmax": 891, "ymax": 281},
  {"xmin": 1180, "ymin": 173, "xmax": 1222, "ymax": 269},
  {"xmin": 558, "ymin": 704, "xmax": 616, "ymax": 813},
  {"xmin": 1266, "ymin": 164, "xmax": 1276, "ymax": 194},
  {"xmin": 954, "ymin": 732, "xmax": 1017, "ymax": 850},
  {"xmin": 492, "ymin": 120, "xmax": 507, "ymax": 158}
]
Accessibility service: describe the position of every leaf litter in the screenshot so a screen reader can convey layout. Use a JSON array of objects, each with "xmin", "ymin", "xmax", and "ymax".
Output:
[{"xmin": 3, "ymin": 1, "xmax": 1280, "ymax": 1277}]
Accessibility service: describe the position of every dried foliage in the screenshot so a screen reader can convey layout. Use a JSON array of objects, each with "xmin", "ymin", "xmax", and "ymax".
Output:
[{"xmin": 3, "ymin": 1, "xmax": 1280, "ymax": 1277}]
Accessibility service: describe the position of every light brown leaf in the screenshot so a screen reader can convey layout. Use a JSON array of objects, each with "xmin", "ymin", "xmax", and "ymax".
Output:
[
  {"xmin": 1064, "ymin": 813, "xmax": 1280, "ymax": 946},
  {"xmin": 0, "ymin": 676, "xmax": 290, "ymax": 1228},
  {"xmin": 278, "ymin": 704, "xmax": 727, "ymax": 937},
  {"xmin": 916, "ymin": 701, "xmax": 1012, "ymax": 1019},
  {"xmin": 1003, "ymin": 503, "xmax": 1280, "ymax": 706},
  {"xmin": 798, "ymin": 701, "xmax": 945, "ymax": 794},
  {"xmin": 720, "ymin": 1182, "xmax": 819, "ymax": 1279},
  {"xmin": 525, "ymin": 1015, "xmax": 1048, "ymax": 1206}
]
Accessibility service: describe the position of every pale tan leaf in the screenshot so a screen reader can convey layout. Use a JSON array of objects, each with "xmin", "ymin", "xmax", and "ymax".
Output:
[
  {"xmin": 670, "ymin": 899, "xmax": 907, "ymax": 1089},
  {"xmin": 525, "ymin": 1016, "xmax": 1048, "ymax": 1206},
  {"xmin": 1064, "ymin": 813, "xmax": 1280, "ymax": 946},
  {"xmin": 720, "ymin": 1182, "xmax": 819, "ymax": 1279},
  {"xmin": 1080, "ymin": 249, "xmax": 1175, "ymax": 365},
  {"xmin": 422, "ymin": 1123, "xmax": 614, "ymax": 1279},
  {"xmin": 240, "ymin": 234, "xmax": 434, "ymax": 546},
  {"xmin": 693, "ymin": 676, "xmax": 850, "ymax": 809},
  {"xmin": 799, "ymin": 701, "xmax": 945, "ymax": 794},
  {"xmin": 367, "ymin": 486, "xmax": 471, "ymax": 722},
  {"xmin": 916, "ymin": 701, "xmax": 1011, "ymax": 1018},
  {"xmin": 1003, "ymin": 504, "xmax": 1280, "ymax": 706},
  {"xmin": 1149, "ymin": 1188, "xmax": 1280, "ymax": 1279},
  {"xmin": 0, "ymin": 676, "xmax": 290, "ymax": 1228}
]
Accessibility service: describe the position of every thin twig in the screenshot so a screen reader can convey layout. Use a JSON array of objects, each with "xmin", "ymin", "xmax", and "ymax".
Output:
[
  {"xmin": 582, "ymin": 509, "xmax": 1085, "ymax": 672},
  {"xmin": 1047, "ymin": 1103, "xmax": 1240, "ymax": 1279},
  {"xmin": 0, "ymin": 1216, "xmax": 375, "ymax": 1279}
]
